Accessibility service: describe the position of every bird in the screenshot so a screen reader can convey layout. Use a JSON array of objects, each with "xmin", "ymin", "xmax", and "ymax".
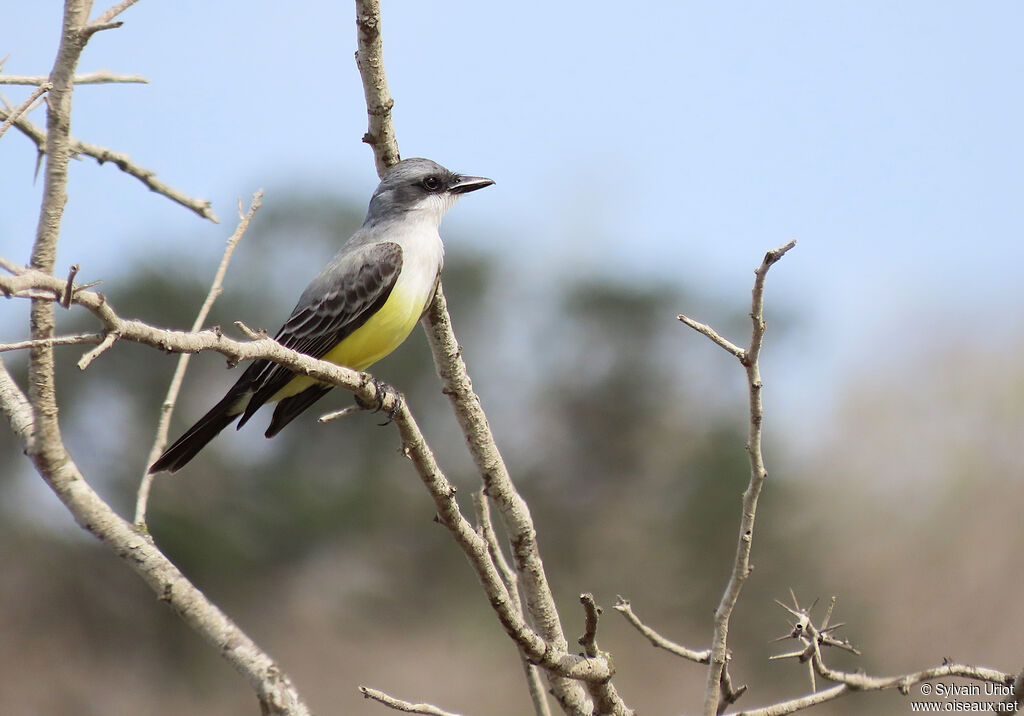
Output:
[{"xmin": 149, "ymin": 158, "xmax": 494, "ymax": 473}]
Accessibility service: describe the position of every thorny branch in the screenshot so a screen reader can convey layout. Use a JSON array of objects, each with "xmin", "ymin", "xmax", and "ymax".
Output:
[{"xmin": 0, "ymin": 82, "xmax": 51, "ymax": 141}]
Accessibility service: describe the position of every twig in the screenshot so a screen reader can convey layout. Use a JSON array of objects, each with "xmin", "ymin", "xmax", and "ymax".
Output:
[
  {"xmin": 726, "ymin": 663, "xmax": 1015, "ymax": 716},
  {"xmin": 76, "ymin": 329, "xmax": 119, "ymax": 369},
  {"xmin": 676, "ymin": 315, "xmax": 745, "ymax": 358},
  {"xmin": 612, "ymin": 597, "xmax": 711, "ymax": 663},
  {"xmin": 77, "ymin": 20, "xmax": 124, "ymax": 39},
  {"xmin": 575, "ymin": 594, "xmax": 632, "ymax": 716},
  {"xmin": 354, "ymin": 0, "xmax": 400, "ymax": 175},
  {"xmin": 0, "ymin": 332, "xmax": 103, "ymax": 353},
  {"xmin": 0, "ymin": 107, "xmax": 218, "ymax": 222},
  {"xmin": 359, "ymin": 686, "xmax": 464, "ymax": 716},
  {"xmin": 134, "ymin": 191, "xmax": 263, "ymax": 528},
  {"xmin": 0, "ymin": 70, "xmax": 147, "ymax": 85},
  {"xmin": 61, "ymin": 263, "xmax": 80, "ymax": 307},
  {"xmin": 0, "ymin": 82, "xmax": 51, "ymax": 141},
  {"xmin": 91, "ymin": 0, "xmax": 142, "ymax": 25},
  {"xmin": 688, "ymin": 240, "xmax": 796, "ymax": 716},
  {"xmin": 317, "ymin": 405, "xmax": 362, "ymax": 423},
  {"xmin": 578, "ymin": 593, "xmax": 601, "ymax": 659}
]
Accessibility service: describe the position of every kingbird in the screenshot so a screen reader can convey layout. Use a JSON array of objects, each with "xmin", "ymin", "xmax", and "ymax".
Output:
[{"xmin": 149, "ymin": 158, "xmax": 494, "ymax": 473}]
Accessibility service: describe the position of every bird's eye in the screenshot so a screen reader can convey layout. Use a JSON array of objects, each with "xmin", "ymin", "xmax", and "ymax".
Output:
[{"xmin": 422, "ymin": 176, "xmax": 442, "ymax": 192}]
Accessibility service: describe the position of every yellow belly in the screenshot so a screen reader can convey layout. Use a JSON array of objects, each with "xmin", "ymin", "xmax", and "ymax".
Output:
[{"xmin": 270, "ymin": 282, "xmax": 427, "ymax": 401}]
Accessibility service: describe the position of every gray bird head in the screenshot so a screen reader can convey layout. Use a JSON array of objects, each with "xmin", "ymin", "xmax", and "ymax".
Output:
[{"xmin": 365, "ymin": 158, "xmax": 494, "ymax": 226}]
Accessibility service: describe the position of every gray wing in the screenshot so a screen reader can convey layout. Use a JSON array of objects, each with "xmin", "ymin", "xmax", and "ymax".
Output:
[{"xmin": 236, "ymin": 241, "xmax": 403, "ymax": 426}]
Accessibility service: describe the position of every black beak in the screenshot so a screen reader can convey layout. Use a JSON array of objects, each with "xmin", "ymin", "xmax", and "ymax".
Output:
[{"xmin": 450, "ymin": 175, "xmax": 495, "ymax": 194}]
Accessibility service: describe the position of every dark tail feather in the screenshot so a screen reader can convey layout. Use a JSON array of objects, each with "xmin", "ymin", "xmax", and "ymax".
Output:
[
  {"xmin": 265, "ymin": 385, "xmax": 332, "ymax": 438},
  {"xmin": 148, "ymin": 388, "xmax": 248, "ymax": 474}
]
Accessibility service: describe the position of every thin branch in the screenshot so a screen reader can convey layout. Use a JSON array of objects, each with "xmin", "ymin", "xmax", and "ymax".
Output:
[
  {"xmin": 578, "ymin": 593, "xmax": 601, "ymax": 659},
  {"xmin": 577, "ymin": 594, "xmax": 633, "ymax": 716},
  {"xmin": 726, "ymin": 662, "xmax": 1015, "ymax": 716},
  {"xmin": 91, "ymin": 0, "xmax": 141, "ymax": 25},
  {"xmin": 61, "ymin": 263, "xmax": 80, "ymax": 308},
  {"xmin": 421, "ymin": 286, "xmax": 596, "ymax": 712},
  {"xmin": 613, "ymin": 597, "xmax": 711, "ymax": 663},
  {"xmin": 699, "ymin": 240, "xmax": 797, "ymax": 716},
  {"xmin": 0, "ymin": 332, "xmax": 103, "ymax": 353},
  {"xmin": 77, "ymin": 20, "xmax": 123, "ymax": 39},
  {"xmin": 354, "ymin": 0, "xmax": 400, "ymax": 175},
  {"xmin": 724, "ymin": 685, "xmax": 849, "ymax": 716},
  {"xmin": 359, "ymin": 687, "xmax": 464, "ymax": 716},
  {"xmin": 473, "ymin": 491, "xmax": 552, "ymax": 716},
  {"xmin": 317, "ymin": 405, "xmax": 362, "ymax": 423},
  {"xmin": 0, "ymin": 82, "xmax": 51, "ymax": 141},
  {"xmin": 0, "ymin": 106, "xmax": 218, "ymax": 222},
  {"xmin": 134, "ymin": 191, "xmax": 263, "ymax": 528},
  {"xmin": 676, "ymin": 315, "xmax": 745, "ymax": 359},
  {"xmin": 0, "ymin": 70, "xmax": 147, "ymax": 85},
  {"xmin": 76, "ymin": 329, "xmax": 119, "ymax": 369}
]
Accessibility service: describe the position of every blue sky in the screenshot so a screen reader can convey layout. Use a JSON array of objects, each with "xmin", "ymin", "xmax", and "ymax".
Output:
[{"xmin": 3, "ymin": 1, "xmax": 1023, "ymax": 439}]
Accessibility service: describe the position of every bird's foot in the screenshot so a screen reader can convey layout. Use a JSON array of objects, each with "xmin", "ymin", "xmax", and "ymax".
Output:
[{"xmin": 355, "ymin": 378, "xmax": 403, "ymax": 426}]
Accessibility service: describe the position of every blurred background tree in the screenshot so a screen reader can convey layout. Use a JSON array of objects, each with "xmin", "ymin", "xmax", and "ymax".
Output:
[{"xmin": 2, "ymin": 187, "xmax": 1021, "ymax": 714}]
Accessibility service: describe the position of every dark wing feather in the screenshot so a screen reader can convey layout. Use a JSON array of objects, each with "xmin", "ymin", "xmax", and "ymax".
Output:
[{"xmin": 236, "ymin": 241, "xmax": 403, "ymax": 426}]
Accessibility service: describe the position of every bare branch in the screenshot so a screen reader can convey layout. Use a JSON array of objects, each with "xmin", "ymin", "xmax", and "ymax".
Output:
[
  {"xmin": 0, "ymin": 82, "xmax": 51, "ymax": 141},
  {"xmin": 699, "ymin": 240, "xmax": 796, "ymax": 716},
  {"xmin": 61, "ymin": 263, "xmax": 80, "ymax": 307},
  {"xmin": 724, "ymin": 684, "xmax": 849, "ymax": 716},
  {"xmin": 578, "ymin": 593, "xmax": 601, "ymax": 659},
  {"xmin": 77, "ymin": 20, "xmax": 124, "ymax": 39},
  {"xmin": 0, "ymin": 358, "xmax": 35, "ymax": 450},
  {"xmin": 613, "ymin": 597, "xmax": 711, "ymax": 663},
  {"xmin": 742, "ymin": 593, "xmax": 1014, "ymax": 714},
  {"xmin": 359, "ymin": 686, "xmax": 464, "ymax": 716},
  {"xmin": 676, "ymin": 314, "xmax": 745, "ymax": 359},
  {"xmin": 91, "ymin": 0, "xmax": 141, "ymax": 25},
  {"xmin": 76, "ymin": 329, "xmax": 119, "ymax": 369},
  {"xmin": 317, "ymin": 405, "xmax": 362, "ymax": 423},
  {"xmin": 0, "ymin": 332, "xmax": 103, "ymax": 353},
  {"xmin": 354, "ymin": 0, "xmax": 400, "ymax": 175},
  {"xmin": 0, "ymin": 107, "xmax": 218, "ymax": 222},
  {"xmin": 473, "ymin": 491, "xmax": 552, "ymax": 716},
  {"xmin": 421, "ymin": 285, "xmax": 596, "ymax": 711},
  {"xmin": 0, "ymin": 70, "xmax": 148, "ymax": 85},
  {"xmin": 134, "ymin": 190, "xmax": 263, "ymax": 528}
]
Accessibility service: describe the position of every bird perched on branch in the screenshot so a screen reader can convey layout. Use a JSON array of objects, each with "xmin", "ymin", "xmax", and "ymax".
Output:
[{"xmin": 150, "ymin": 158, "xmax": 494, "ymax": 473}]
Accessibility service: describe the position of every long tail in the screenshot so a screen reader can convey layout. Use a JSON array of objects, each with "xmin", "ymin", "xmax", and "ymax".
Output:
[{"xmin": 148, "ymin": 383, "xmax": 250, "ymax": 474}]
